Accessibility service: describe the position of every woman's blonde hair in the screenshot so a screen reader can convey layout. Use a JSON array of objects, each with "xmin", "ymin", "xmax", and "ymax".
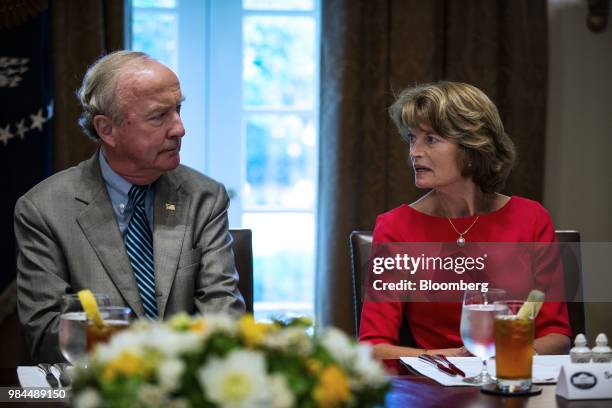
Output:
[{"xmin": 389, "ymin": 81, "xmax": 516, "ymax": 193}]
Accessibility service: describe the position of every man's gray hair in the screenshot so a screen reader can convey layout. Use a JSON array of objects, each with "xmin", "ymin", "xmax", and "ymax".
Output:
[{"xmin": 76, "ymin": 50, "xmax": 153, "ymax": 141}]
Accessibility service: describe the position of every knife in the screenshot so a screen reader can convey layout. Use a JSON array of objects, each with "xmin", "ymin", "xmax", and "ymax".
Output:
[
  {"xmin": 418, "ymin": 354, "xmax": 457, "ymax": 376},
  {"xmin": 434, "ymin": 354, "xmax": 466, "ymax": 377},
  {"xmin": 53, "ymin": 363, "xmax": 71, "ymax": 387},
  {"xmin": 38, "ymin": 363, "xmax": 59, "ymax": 388}
]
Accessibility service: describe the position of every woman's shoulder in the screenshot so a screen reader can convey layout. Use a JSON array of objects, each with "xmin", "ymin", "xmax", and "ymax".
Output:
[
  {"xmin": 504, "ymin": 195, "xmax": 551, "ymax": 217},
  {"xmin": 374, "ymin": 205, "xmax": 410, "ymax": 240},
  {"xmin": 501, "ymin": 196, "xmax": 556, "ymax": 239},
  {"xmin": 373, "ymin": 204, "xmax": 437, "ymax": 243},
  {"xmin": 376, "ymin": 204, "xmax": 422, "ymax": 224}
]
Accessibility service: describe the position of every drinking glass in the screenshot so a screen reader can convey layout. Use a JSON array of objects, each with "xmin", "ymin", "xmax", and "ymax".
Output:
[
  {"xmin": 459, "ymin": 288, "xmax": 506, "ymax": 385},
  {"xmin": 58, "ymin": 294, "xmax": 110, "ymax": 364},
  {"xmin": 494, "ymin": 300, "xmax": 535, "ymax": 393},
  {"xmin": 86, "ymin": 306, "xmax": 133, "ymax": 351}
]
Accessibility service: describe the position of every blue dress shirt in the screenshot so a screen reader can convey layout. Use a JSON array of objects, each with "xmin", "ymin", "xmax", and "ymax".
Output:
[{"xmin": 99, "ymin": 150, "xmax": 155, "ymax": 237}]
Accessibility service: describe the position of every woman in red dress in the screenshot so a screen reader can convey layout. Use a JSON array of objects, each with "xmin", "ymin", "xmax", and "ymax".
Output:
[{"xmin": 359, "ymin": 82, "xmax": 571, "ymax": 359}]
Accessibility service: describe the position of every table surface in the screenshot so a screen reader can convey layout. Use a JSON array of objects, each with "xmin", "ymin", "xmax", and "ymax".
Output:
[
  {"xmin": 2, "ymin": 362, "xmax": 610, "ymax": 408},
  {"xmin": 382, "ymin": 360, "xmax": 611, "ymax": 408}
]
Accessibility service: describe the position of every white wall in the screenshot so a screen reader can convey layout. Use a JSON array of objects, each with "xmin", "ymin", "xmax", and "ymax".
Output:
[{"xmin": 545, "ymin": 0, "xmax": 612, "ymax": 338}]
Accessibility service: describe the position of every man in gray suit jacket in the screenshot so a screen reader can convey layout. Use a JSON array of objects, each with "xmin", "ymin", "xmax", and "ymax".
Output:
[{"xmin": 14, "ymin": 51, "xmax": 245, "ymax": 362}]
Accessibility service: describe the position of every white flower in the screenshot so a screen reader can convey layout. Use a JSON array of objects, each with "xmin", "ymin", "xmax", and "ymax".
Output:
[
  {"xmin": 352, "ymin": 343, "xmax": 388, "ymax": 388},
  {"xmin": 320, "ymin": 328, "xmax": 355, "ymax": 366},
  {"xmin": 204, "ymin": 313, "xmax": 239, "ymax": 336},
  {"xmin": 268, "ymin": 374, "xmax": 295, "ymax": 408},
  {"xmin": 146, "ymin": 326, "xmax": 202, "ymax": 356},
  {"xmin": 265, "ymin": 327, "xmax": 312, "ymax": 355},
  {"xmin": 137, "ymin": 384, "xmax": 167, "ymax": 408},
  {"xmin": 93, "ymin": 329, "xmax": 148, "ymax": 363},
  {"xmin": 131, "ymin": 319, "xmax": 153, "ymax": 331},
  {"xmin": 198, "ymin": 350, "xmax": 269, "ymax": 407},
  {"xmin": 157, "ymin": 358, "xmax": 185, "ymax": 391},
  {"xmin": 74, "ymin": 388, "xmax": 101, "ymax": 408},
  {"xmin": 94, "ymin": 325, "xmax": 201, "ymax": 365}
]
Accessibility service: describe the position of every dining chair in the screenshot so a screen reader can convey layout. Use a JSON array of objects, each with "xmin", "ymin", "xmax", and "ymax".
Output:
[
  {"xmin": 349, "ymin": 229, "xmax": 586, "ymax": 339},
  {"xmin": 555, "ymin": 230, "xmax": 586, "ymax": 336},
  {"xmin": 229, "ymin": 229, "xmax": 254, "ymax": 313},
  {"xmin": 349, "ymin": 231, "xmax": 372, "ymax": 336},
  {"xmin": 349, "ymin": 230, "xmax": 416, "ymax": 345}
]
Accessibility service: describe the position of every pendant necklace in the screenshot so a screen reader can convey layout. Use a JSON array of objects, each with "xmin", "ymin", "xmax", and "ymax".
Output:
[{"xmin": 447, "ymin": 216, "xmax": 480, "ymax": 247}]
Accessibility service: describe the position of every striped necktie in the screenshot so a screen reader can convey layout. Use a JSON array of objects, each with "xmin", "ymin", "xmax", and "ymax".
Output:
[{"xmin": 125, "ymin": 184, "xmax": 158, "ymax": 319}]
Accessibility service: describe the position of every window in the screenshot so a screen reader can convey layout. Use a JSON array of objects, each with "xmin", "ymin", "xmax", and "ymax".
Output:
[
  {"xmin": 131, "ymin": 0, "xmax": 319, "ymax": 320},
  {"xmin": 131, "ymin": 0, "xmax": 179, "ymax": 72}
]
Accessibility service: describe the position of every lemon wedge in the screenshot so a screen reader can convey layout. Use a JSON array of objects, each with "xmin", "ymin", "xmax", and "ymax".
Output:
[
  {"xmin": 516, "ymin": 289, "xmax": 545, "ymax": 320},
  {"xmin": 78, "ymin": 289, "xmax": 105, "ymax": 328}
]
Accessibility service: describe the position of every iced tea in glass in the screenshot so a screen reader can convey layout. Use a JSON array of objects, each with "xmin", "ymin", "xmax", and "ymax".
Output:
[
  {"xmin": 86, "ymin": 306, "xmax": 132, "ymax": 351},
  {"xmin": 59, "ymin": 293, "xmax": 111, "ymax": 364},
  {"xmin": 493, "ymin": 300, "xmax": 535, "ymax": 392}
]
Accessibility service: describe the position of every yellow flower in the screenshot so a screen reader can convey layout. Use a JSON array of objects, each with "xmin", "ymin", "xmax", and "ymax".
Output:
[
  {"xmin": 239, "ymin": 315, "xmax": 274, "ymax": 348},
  {"xmin": 305, "ymin": 358, "xmax": 322, "ymax": 375},
  {"xmin": 190, "ymin": 318, "xmax": 206, "ymax": 334},
  {"xmin": 169, "ymin": 313, "xmax": 192, "ymax": 331},
  {"xmin": 312, "ymin": 365, "xmax": 352, "ymax": 408},
  {"xmin": 103, "ymin": 351, "xmax": 150, "ymax": 381}
]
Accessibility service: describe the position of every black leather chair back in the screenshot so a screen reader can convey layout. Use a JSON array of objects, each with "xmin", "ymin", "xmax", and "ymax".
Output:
[
  {"xmin": 555, "ymin": 230, "xmax": 586, "ymax": 336},
  {"xmin": 230, "ymin": 229, "xmax": 254, "ymax": 313},
  {"xmin": 349, "ymin": 231, "xmax": 372, "ymax": 335}
]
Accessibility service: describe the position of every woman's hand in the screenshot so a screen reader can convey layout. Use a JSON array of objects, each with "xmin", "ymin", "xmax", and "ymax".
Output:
[
  {"xmin": 426, "ymin": 346, "xmax": 471, "ymax": 357},
  {"xmin": 534, "ymin": 333, "xmax": 570, "ymax": 355},
  {"xmin": 371, "ymin": 344, "xmax": 472, "ymax": 359}
]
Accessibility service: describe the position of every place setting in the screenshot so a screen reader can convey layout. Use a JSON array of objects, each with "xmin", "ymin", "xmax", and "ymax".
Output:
[
  {"xmin": 17, "ymin": 363, "xmax": 70, "ymax": 389},
  {"xmin": 401, "ymin": 289, "xmax": 561, "ymax": 396},
  {"xmin": 17, "ymin": 290, "xmax": 133, "ymax": 390}
]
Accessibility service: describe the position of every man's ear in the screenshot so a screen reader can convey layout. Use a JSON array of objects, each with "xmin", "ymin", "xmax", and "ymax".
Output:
[{"xmin": 93, "ymin": 115, "xmax": 116, "ymax": 147}]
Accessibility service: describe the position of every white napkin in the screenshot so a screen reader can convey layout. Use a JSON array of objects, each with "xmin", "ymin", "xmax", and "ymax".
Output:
[
  {"xmin": 17, "ymin": 365, "xmax": 63, "ymax": 388},
  {"xmin": 399, "ymin": 355, "xmax": 570, "ymax": 387},
  {"xmin": 529, "ymin": 355, "xmax": 571, "ymax": 383}
]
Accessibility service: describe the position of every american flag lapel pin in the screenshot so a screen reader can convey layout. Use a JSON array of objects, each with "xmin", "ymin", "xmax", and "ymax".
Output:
[{"xmin": 165, "ymin": 203, "xmax": 176, "ymax": 211}]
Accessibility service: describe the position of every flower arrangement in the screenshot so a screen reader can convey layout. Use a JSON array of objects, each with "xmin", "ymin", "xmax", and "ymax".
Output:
[{"xmin": 71, "ymin": 314, "xmax": 390, "ymax": 408}]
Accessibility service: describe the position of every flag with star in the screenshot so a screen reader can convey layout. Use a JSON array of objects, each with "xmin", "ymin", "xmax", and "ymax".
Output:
[{"xmin": 0, "ymin": 1, "xmax": 53, "ymax": 292}]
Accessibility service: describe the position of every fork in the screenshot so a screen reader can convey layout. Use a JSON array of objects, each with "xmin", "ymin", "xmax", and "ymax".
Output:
[
  {"xmin": 37, "ymin": 363, "xmax": 59, "ymax": 388},
  {"xmin": 53, "ymin": 363, "xmax": 72, "ymax": 387}
]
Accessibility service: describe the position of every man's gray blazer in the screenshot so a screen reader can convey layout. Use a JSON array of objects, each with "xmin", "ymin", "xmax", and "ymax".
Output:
[{"xmin": 15, "ymin": 152, "xmax": 245, "ymax": 362}]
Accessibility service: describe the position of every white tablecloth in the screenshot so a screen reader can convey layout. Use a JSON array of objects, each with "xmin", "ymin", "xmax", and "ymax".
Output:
[{"xmin": 399, "ymin": 355, "xmax": 570, "ymax": 387}]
